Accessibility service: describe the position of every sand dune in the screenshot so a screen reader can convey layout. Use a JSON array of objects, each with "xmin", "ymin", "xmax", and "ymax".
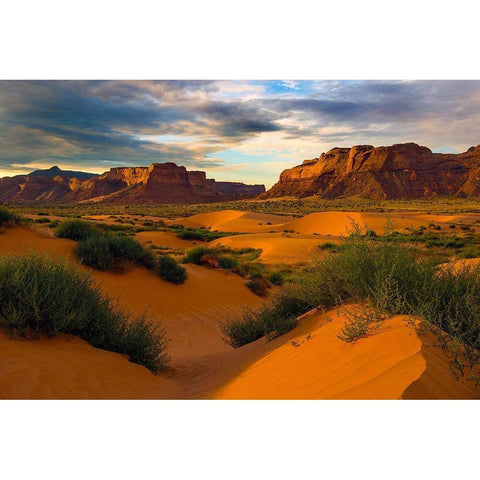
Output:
[
  {"xmin": 212, "ymin": 310, "xmax": 476, "ymax": 399},
  {"xmin": 93, "ymin": 264, "xmax": 263, "ymax": 364},
  {"xmin": 170, "ymin": 209, "xmax": 290, "ymax": 233},
  {"xmin": 135, "ymin": 230, "xmax": 204, "ymax": 249},
  {"xmin": 276, "ymin": 211, "xmax": 452, "ymax": 236},
  {"xmin": 0, "ymin": 226, "xmax": 76, "ymax": 258},
  {"xmin": 210, "ymin": 232, "xmax": 336, "ymax": 264},
  {"xmin": 0, "ymin": 331, "xmax": 179, "ymax": 399}
]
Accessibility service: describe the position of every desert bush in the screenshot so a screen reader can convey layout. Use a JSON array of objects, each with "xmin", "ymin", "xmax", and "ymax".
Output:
[
  {"xmin": 56, "ymin": 219, "xmax": 100, "ymax": 241},
  {"xmin": 183, "ymin": 246, "xmax": 212, "ymax": 265},
  {"xmin": 222, "ymin": 305, "xmax": 298, "ymax": 348},
  {"xmin": 76, "ymin": 234, "xmax": 152, "ymax": 271},
  {"xmin": 0, "ymin": 253, "xmax": 169, "ymax": 372},
  {"xmin": 337, "ymin": 304, "xmax": 387, "ymax": 343},
  {"xmin": 48, "ymin": 220, "xmax": 61, "ymax": 229},
  {"xmin": 246, "ymin": 275, "xmax": 271, "ymax": 297},
  {"xmin": 156, "ymin": 255, "xmax": 188, "ymax": 284},
  {"xmin": 318, "ymin": 241, "xmax": 336, "ymax": 250},
  {"xmin": 222, "ymin": 309, "xmax": 266, "ymax": 348},
  {"xmin": 176, "ymin": 227, "xmax": 234, "ymax": 241},
  {"xmin": 223, "ymin": 231, "xmax": 480, "ymax": 376},
  {"xmin": 217, "ymin": 255, "xmax": 238, "ymax": 270},
  {"xmin": 267, "ymin": 271, "xmax": 284, "ymax": 286},
  {"xmin": 0, "ymin": 207, "xmax": 23, "ymax": 228},
  {"xmin": 183, "ymin": 246, "xmax": 239, "ymax": 271}
]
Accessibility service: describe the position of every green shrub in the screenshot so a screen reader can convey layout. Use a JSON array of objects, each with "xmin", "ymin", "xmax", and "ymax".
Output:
[
  {"xmin": 48, "ymin": 220, "xmax": 61, "ymax": 229},
  {"xmin": 337, "ymin": 305, "xmax": 386, "ymax": 343},
  {"xmin": 222, "ymin": 309, "xmax": 265, "ymax": 348},
  {"xmin": 217, "ymin": 255, "xmax": 238, "ymax": 270},
  {"xmin": 0, "ymin": 253, "xmax": 169, "ymax": 372},
  {"xmin": 246, "ymin": 275, "xmax": 271, "ymax": 297},
  {"xmin": 0, "ymin": 207, "xmax": 23, "ymax": 228},
  {"xmin": 56, "ymin": 219, "xmax": 100, "ymax": 241},
  {"xmin": 267, "ymin": 271, "xmax": 284, "ymax": 286},
  {"xmin": 223, "ymin": 231, "xmax": 480, "ymax": 373},
  {"xmin": 34, "ymin": 218, "xmax": 51, "ymax": 224},
  {"xmin": 156, "ymin": 255, "xmax": 188, "ymax": 284},
  {"xmin": 76, "ymin": 234, "xmax": 151, "ymax": 271},
  {"xmin": 183, "ymin": 246, "xmax": 212, "ymax": 265}
]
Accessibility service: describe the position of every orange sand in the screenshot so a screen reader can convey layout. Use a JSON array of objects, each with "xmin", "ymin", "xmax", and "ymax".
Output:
[
  {"xmin": 0, "ymin": 226, "xmax": 477, "ymax": 399},
  {"xmin": 135, "ymin": 230, "xmax": 204, "ymax": 249},
  {"xmin": 0, "ymin": 226, "xmax": 76, "ymax": 258},
  {"xmin": 210, "ymin": 232, "xmax": 337, "ymax": 264},
  {"xmin": 170, "ymin": 210, "xmax": 290, "ymax": 233},
  {"xmin": 212, "ymin": 310, "xmax": 476, "ymax": 399},
  {"xmin": 451, "ymin": 257, "xmax": 480, "ymax": 272}
]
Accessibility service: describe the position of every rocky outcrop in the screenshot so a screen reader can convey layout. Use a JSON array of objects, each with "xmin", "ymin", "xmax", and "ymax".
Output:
[
  {"xmin": 263, "ymin": 143, "xmax": 480, "ymax": 199},
  {"xmin": 0, "ymin": 162, "xmax": 266, "ymax": 204}
]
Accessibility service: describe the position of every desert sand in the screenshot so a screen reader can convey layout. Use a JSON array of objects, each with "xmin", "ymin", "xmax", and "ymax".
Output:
[
  {"xmin": 212, "ymin": 309, "xmax": 475, "ymax": 399},
  {"xmin": 0, "ymin": 217, "xmax": 477, "ymax": 399},
  {"xmin": 210, "ymin": 232, "xmax": 337, "ymax": 264},
  {"xmin": 169, "ymin": 209, "xmax": 291, "ymax": 233}
]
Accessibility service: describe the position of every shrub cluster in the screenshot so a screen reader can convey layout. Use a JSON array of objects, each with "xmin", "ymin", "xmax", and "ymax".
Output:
[
  {"xmin": 175, "ymin": 226, "xmax": 235, "ymax": 241},
  {"xmin": 58, "ymin": 219, "xmax": 186, "ymax": 283},
  {"xmin": 0, "ymin": 207, "xmax": 23, "ymax": 228},
  {"xmin": 223, "ymin": 233, "xmax": 480, "ymax": 375},
  {"xmin": 183, "ymin": 246, "xmax": 238, "ymax": 270},
  {"xmin": 0, "ymin": 253, "xmax": 169, "ymax": 372},
  {"xmin": 76, "ymin": 234, "xmax": 154, "ymax": 272},
  {"xmin": 156, "ymin": 255, "xmax": 188, "ymax": 284},
  {"xmin": 56, "ymin": 219, "xmax": 100, "ymax": 241}
]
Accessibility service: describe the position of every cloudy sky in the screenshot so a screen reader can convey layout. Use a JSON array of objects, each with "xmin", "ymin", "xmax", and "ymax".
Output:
[{"xmin": 1, "ymin": 80, "xmax": 480, "ymax": 187}]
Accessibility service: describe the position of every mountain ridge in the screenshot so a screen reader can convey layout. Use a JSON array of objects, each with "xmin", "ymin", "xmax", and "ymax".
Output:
[
  {"xmin": 0, "ymin": 162, "xmax": 265, "ymax": 204},
  {"xmin": 263, "ymin": 142, "xmax": 480, "ymax": 199}
]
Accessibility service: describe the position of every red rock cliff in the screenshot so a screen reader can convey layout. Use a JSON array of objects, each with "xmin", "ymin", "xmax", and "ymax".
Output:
[
  {"xmin": 0, "ymin": 162, "xmax": 266, "ymax": 204},
  {"xmin": 263, "ymin": 143, "xmax": 480, "ymax": 199}
]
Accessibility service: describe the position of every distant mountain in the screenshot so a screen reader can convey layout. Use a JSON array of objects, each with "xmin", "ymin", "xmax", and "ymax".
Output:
[
  {"xmin": 28, "ymin": 165, "xmax": 98, "ymax": 180},
  {"xmin": 263, "ymin": 143, "xmax": 480, "ymax": 199},
  {"xmin": 0, "ymin": 162, "xmax": 265, "ymax": 204}
]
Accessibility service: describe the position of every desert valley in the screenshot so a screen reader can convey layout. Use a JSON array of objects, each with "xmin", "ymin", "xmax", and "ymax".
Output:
[{"xmin": 2, "ymin": 142, "xmax": 480, "ymax": 399}]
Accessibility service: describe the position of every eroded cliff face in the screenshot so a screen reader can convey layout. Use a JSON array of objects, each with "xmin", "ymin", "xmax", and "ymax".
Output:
[
  {"xmin": 0, "ymin": 162, "xmax": 266, "ymax": 204},
  {"xmin": 263, "ymin": 143, "xmax": 480, "ymax": 199}
]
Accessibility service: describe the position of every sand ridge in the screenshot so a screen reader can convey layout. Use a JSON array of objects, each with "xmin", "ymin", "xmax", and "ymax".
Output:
[{"xmin": 212, "ymin": 310, "xmax": 476, "ymax": 400}]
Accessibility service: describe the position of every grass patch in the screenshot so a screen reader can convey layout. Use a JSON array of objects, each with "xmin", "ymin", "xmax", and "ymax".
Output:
[
  {"xmin": 0, "ymin": 253, "xmax": 168, "ymax": 372},
  {"xmin": 267, "ymin": 271, "xmax": 284, "ymax": 286},
  {"xmin": 0, "ymin": 207, "xmax": 23, "ymax": 228},
  {"xmin": 56, "ymin": 219, "xmax": 100, "ymax": 241},
  {"xmin": 155, "ymin": 255, "xmax": 188, "ymax": 284},
  {"xmin": 76, "ymin": 234, "xmax": 154, "ymax": 271},
  {"xmin": 175, "ymin": 227, "xmax": 237, "ymax": 241}
]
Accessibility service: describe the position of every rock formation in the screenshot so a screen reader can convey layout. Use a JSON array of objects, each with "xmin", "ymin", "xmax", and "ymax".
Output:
[
  {"xmin": 263, "ymin": 143, "xmax": 480, "ymax": 199},
  {"xmin": 0, "ymin": 163, "xmax": 265, "ymax": 204}
]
